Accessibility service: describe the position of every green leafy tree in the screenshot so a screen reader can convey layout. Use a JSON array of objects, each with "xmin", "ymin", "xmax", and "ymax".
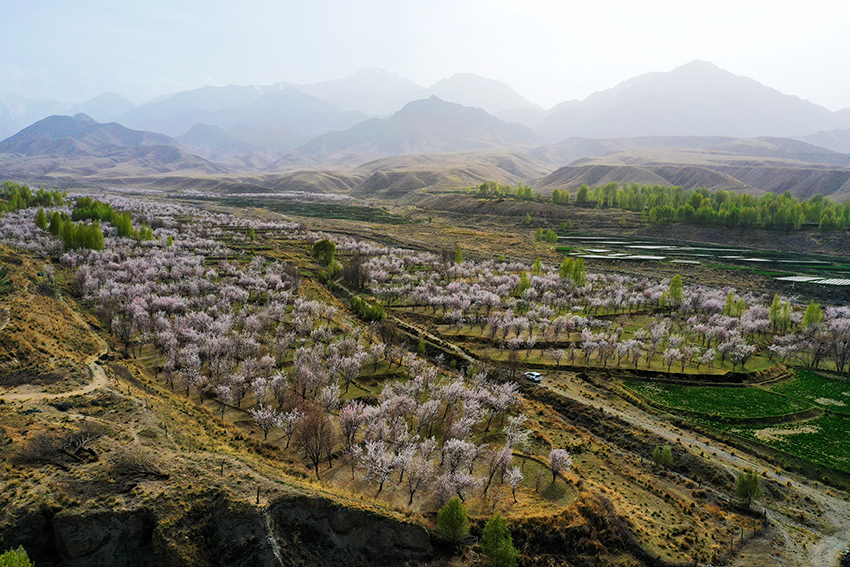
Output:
[
  {"xmin": 524, "ymin": 213, "xmax": 532, "ymax": 225},
  {"xmin": 514, "ymin": 272, "xmax": 531, "ymax": 297},
  {"xmin": 735, "ymin": 469, "xmax": 763, "ymax": 509},
  {"xmin": 0, "ymin": 546, "xmax": 33, "ymax": 567},
  {"xmin": 723, "ymin": 290, "xmax": 736, "ymax": 317},
  {"xmin": 803, "ymin": 300, "xmax": 823, "ymax": 328},
  {"xmin": 769, "ymin": 294, "xmax": 782, "ymax": 332},
  {"xmin": 437, "ymin": 496, "xmax": 469, "ymax": 546},
  {"xmin": 551, "ymin": 188, "xmax": 570, "ymax": 205},
  {"xmin": 544, "ymin": 229, "xmax": 558, "ymax": 243},
  {"xmin": 668, "ymin": 274, "xmax": 683, "ymax": 307},
  {"xmin": 34, "ymin": 208, "xmax": 48, "ymax": 229},
  {"xmin": 559, "ymin": 257, "xmax": 573, "ymax": 280},
  {"xmin": 350, "ymin": 295, "xmax": 385, "ymax": 322},
  {"xmin": 576, "ymin": 184, "xmax": 590, "ymax": 204},
  {"xmin": 326, "ymin": 259, "xmax": 342, "ymax": 279},
  {"xmin": 780, "ymin": 301, "xmax": 791, "ymax": 332},
  {"xmin": 571, "ymin": 257, "xmax": 586, "ymax": 286},
  {"xmin": 481, "ymin": 515, "xmax": 519, "ymax": 567},
  {"xmin": 454, "ymin": 244, "xmax": 463, "ymax": 264},
  {"xmin": 48, "ymin": 211, "xmax": 64, "ymax": 236},
  {"xmin": 311, "ymin": 239, "xmax": 336, "ymax": 266},
  {"xmin": 531, "ymin": 257, "xmax": 542, "ymax": 275}
]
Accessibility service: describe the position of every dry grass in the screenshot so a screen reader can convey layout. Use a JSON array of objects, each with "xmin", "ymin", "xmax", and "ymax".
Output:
[{"xmin": 0, "ymin": 245, "xmax": 105, "ymax": 381}]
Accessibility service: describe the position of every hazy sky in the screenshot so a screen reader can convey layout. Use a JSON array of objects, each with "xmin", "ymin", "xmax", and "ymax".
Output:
[{"xmin": 3, "ymin": 0, "xmax": 849, "ymax": 110}]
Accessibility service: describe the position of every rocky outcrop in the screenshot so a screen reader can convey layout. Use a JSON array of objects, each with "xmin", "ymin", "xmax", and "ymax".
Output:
[
  {"xmin": 52, "ymin": 510, "xmax": 155, "ymax": 567},
  {"xmin": 270, "ymin": 496, "xmax": 432, "ymax": 566},
  {"xmin": 0, "ymin": 492, "xmax": 433, "ymax": 567}
]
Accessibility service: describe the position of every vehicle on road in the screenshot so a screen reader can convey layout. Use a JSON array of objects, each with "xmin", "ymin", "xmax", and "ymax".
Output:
[{"xmin": 523, "ymin": 371, "xmax": 542, "ymax": 383}]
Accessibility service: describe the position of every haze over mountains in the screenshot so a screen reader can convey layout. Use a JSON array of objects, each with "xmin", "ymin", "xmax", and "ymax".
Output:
[
  {"xmin": 0, "ymin": 113, "xmax": 226, "ymax": 180},
  {"xmin": 2, "ymin": 61, "xmax": 850, "ymax": 200},
  {"xmin": 298, "ymin": 96, "xmax": 544, "ymax": 164}
]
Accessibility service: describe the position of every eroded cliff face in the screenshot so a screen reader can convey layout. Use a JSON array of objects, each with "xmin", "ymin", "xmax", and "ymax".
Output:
[
  {"xmin": 1, "ymin": 492, "xmax": 433, "ymax": 567},
  {"xmin": 270, "ymin": 496, "xmax": 432, "ymax": 566}
]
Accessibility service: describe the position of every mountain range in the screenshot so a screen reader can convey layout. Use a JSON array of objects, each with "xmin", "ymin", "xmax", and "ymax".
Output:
[
  {"xmin": 2, "ymin": 61, "xmax": 850, "ymax": 201},
  {"xmin": 0, "ymin": 113, "xmax": 226, "ymax": 180},
  {"xmin": 534, "ymin": 60, "xmax": 850, "ymax": 141},
  {"xmin": 296, "ymin": 96, "xmax": 543, "ymax": 164},
  {"xmin": 6, "ymin": 60, "xmax": 847, "ymax": 145},
  {"xmin": 0, "ymin": 93, "xmax": 136, "ymax": 141}
]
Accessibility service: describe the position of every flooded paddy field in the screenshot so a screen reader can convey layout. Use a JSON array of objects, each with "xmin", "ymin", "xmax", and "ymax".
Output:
[{"xmin": 558, "ymin": 232, "xmax": 850, "ymax": 286}]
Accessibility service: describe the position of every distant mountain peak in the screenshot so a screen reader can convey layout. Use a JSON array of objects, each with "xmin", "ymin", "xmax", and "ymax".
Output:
[
  {"xmin": 537, "ymin": 61, "xmax": 850, "ymax": 141},
  {"xmin": 347, "ymin": 67, "xmax": 416, "ymax": 82},
  {"xmin": 297, "ymin": 69, "xmax": 424, "ymax": 115},
  {"xmin": 393, "ymin": 96, "xmax": 488, "ymax": 119},
  {"xmin": 298, "ymin": 95, "xmax": 543, "ymax": 161},
  {"xmin": 427, "ymin": 73, "xmax": 541, "ymax": 114},
  {"xmin": 0, "ymin": 113, "xmax": 227, "ymax": 177},
  {"xmin": 674, "ymin": 59, "xmax": 723, "ymax": 72},
  {"xmin": 72, "ymin": 112, "xmax": 98, "ymax": 125}
]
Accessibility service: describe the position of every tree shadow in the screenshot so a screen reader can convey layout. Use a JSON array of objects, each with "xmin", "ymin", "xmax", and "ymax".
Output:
[{"xmin": 539, "ymin": 480, "xmax": 568, "ymax": 501}]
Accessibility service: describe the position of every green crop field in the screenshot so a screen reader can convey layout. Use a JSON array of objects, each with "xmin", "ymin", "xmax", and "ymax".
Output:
[
  {"xmin": 768, "ymin": 369, "xmax": 850, "ymax": 415},
  {"xmin": 727, "ymin": 414, "xmax": 850, "ymax": 474},
  {"xmin": 628, "ymin": 369, "xmax": 850, "ymax": 473},
  {"xmin": 624, "ymin": 381, "xmax": 812, "ymax": 420}
]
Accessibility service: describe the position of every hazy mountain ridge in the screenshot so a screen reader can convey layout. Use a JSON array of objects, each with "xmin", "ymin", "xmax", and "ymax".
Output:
[
  {"xmin": 426, "ymin": 73, "xmax": 542, "ymax": 115},
  {"xmin": 797, "ymin": 128, "xmax": 850, "ymax": 155},
  {"xmin": 117, "ymin": 87, "xmax": 362, "ymax": 139},
  {"xmin": 176, "ymin": 124, "xmax": 280, "ymax": 171},
  {"xmin": 0, "ymin": 92, "xmax": 136, "ymax": 139},
  {"xmin": 3, "ymin": 62, "xmax": 850, "ymax": 201},
  {"xmin": 536, "ymin": 60, "xmax": 850, "ymax": 142},
  {"xmin": 0, "ymin": 113, "xmax": 227, "ymax": 179},
  {"xmin": 297, "ymin": 96, "xmax": 544, "ymax": 162},
  {"xmin": 0, "ymin": 114, "xmax": 179, "ymax": 156},
  {"xmin": 5, "ymin": 61, "xmax": 850, "ymax": 156},
  {"xmin": 297, "ymin": 68, "xmax": 424, "ymax": 116}
]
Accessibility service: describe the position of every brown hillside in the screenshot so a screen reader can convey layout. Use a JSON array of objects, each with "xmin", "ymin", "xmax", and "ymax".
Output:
[{"xmin": 0, "ymin": 245, "xmax": 104, "ymax": 379}]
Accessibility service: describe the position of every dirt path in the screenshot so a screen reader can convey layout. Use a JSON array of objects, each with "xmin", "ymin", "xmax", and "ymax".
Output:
[
  {"xmin": 545, "ymin": 375, "xmax": 850, "ymax": 567},
  {"xmin": 0, "ymin": 294, "xmax": 111, "ymax": 404},
  {"xmin": 0, "ymin": 361, "xmax": 110, "ymax": 403}
]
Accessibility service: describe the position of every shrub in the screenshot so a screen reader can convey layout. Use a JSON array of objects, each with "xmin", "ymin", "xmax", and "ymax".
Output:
[
  {"xmin": 652, "ymin": 445, "xmax": 673, "ymax": 468},
  {"xmin": 0, "ymin": 546, "xmax": 33, "ymax": 567},
  {"xmin": 735, "ymin": 468, "xmax": 762, "ymax": 508},
  {"xmin": 11, "ymin": 433, "xmax": 67, "ymax": 470},
  {"xmin": 350, "ymin": 295, "xmax": 385, "ymax": 321}
]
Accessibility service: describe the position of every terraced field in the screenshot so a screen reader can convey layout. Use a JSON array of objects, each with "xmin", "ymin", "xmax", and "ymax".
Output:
[
  {"xmin": 730, "ymin": 414, "xmax": 850, "ymax": 474},
  {"xmin": 624, "ymin": 381, "xmax": 813, "ymax": 420},
  {"xmin": 768, "ymin": 369, "xmax": 850, "ymax": 415},
  {"xmin": 626, "ymin": 370, "xmax": 850, "ymax": 474}
]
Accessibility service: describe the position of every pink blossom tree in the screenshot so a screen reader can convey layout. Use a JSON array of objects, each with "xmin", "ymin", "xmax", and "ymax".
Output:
[{"xmin": 548, "ymin": 448, "xmax": 572, "ymax": 485}]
